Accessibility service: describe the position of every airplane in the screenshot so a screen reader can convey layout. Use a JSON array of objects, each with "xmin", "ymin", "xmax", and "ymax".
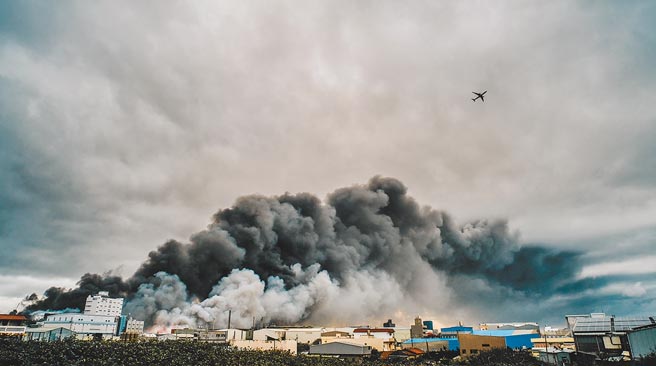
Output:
[{"xmin": 471, "ymin": 90, "xmax": 487, "ymax": 102}]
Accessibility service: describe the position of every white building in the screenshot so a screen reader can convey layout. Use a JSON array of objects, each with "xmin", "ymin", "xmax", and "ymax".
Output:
[
  {"xmin": 285, "ymin": 328, "xmax": 323, "ymax": 344},
  {"xmin": 42, "ymin": 313, "xmax": 118, "ymax": 337},
  {"xmin": 124, "ymin": 318, "xmax": 145, "ymax": 334},
  {"xmin": 84, "ymin": 291, "xmax": 123, "ymax": 317}
]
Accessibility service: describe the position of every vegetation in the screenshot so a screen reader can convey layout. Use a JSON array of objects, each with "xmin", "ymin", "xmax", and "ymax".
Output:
[{"xmin": 0, "ymin": 339, "xmax": 546, "ymax": 366}]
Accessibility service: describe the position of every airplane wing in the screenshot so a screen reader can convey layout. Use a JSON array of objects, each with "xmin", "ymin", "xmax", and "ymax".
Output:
[
  {"xmin": 480, "ymin": 95, "xmax": 485, "ymax": 102},
  {"xmin": 481, "ymin": 91, "xmax": 487, "ymax": 95}
]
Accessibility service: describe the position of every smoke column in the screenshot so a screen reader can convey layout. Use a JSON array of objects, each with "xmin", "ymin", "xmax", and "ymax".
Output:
[{"xmin": 26, "ymin": 176, "xmax": 581, "ymax": 328}]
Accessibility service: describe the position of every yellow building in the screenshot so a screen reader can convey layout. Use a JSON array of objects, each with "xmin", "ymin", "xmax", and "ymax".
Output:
[{"xmin": 458, "ymin": 333, "xmax": 506, "ymax": 357}]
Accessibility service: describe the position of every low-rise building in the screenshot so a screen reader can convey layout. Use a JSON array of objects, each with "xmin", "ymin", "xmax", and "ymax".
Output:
[
  {"xmin": 440, "ymin": 325, "xmax": 473, "ymax": 338},
  {"xmin": 531, "ymin": 336, "xmax": 575, "ymax": 350},
  {"xmin": 0, "ymin": 314, "xmax": 27, "ymax": 338},
  {"xmin": 309, "ymin": 341, "xmax": 372, "ymax": 358},
  {"xmin": 569, "ymin": 313, "xmax": 656, "ymax": 359},
  {"xmin": 42, "ymin": 313, "xmax": 118, "ymax": 339},
  {"xmin": 321, "ymin": 330, "xmax": 352, "ymax": 344},
  {"xmin": 627, "ymin": 322, "xmax": 656, "ymax": 360},
  {"xmin": 535, "ymin": 348, "xmax": 575, "ymax": 365},
  {"xmin": 24, "ymin": 327, "xmax": 76, "ymax": 341},
  {"xmin": 381, "ymin": 348, "xmax": 425, "ymax": 360},
  {"xmin": 401, "ymin": 338, "xmax": 450, "ymax": 352},
  {"xmin": 458, "ymin": 333, "xmax": 506, "ymax": 357},
  {"xmin": 284, "ymin": 328, "xmax": 323, "ymax": 344},
  {"xmin": 472, "ymin": 329, "xmax": 537, "ymax": 349}
]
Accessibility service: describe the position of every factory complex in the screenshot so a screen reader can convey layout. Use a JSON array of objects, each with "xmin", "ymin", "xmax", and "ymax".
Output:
[{"xmin": 2, "ymin": 293, "xmax": 656, "ymax": 364}]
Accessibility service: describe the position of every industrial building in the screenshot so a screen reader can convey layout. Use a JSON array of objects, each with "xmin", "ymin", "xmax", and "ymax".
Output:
[
  {"xmin": 41, "ymin": 313, "xmax": 119, "ymax": 337},
  {"xmin": 24, "ymin": 327, "xmax": 77, "ymax": 341},
  {"xmin": 458, "ymin": 333, "xmax": 506, "ymax": 357},
  {"xmin": 627, "ymin": 323, "xmax": 656, "ymax": 359},
  {"xmin": 309, "ymin": 341, "xmax": 372, "ymax": 358},
  {"xmin": 84, "ymin": 291, "xmax": 123, "ymax": 317},
  {"xmin": 29, "ymin": 292, "xmax": 142, "ymax": 340},
  {"xmin": 568, "ymin": 313, "xmax": 656, "ymax": 360},
  {"xmin": 471, "ymin": 329, "xmax": 537, "ymax": 349},
  {"xmin": 440, "ymin": 325, "xmax": 473, "ymax": 338}
]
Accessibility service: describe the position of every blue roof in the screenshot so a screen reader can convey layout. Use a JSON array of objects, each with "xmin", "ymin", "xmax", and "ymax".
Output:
[
  {"xmin": 469, "ymin": 331, "xmax": 535, "ymax": 349},
  {"xmin": 441, "ymin": 326, "xmax": 473, "ymax": 333},
  {"xmin": 402, "ymin": 338, "xmax": 459, "ymax": 351}
]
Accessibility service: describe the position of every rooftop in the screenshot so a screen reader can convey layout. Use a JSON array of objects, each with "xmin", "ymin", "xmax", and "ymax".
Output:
[
  {"xmin": 0, "ymin": 315, "xmax": 27, "ymax": 321},
  {"xmin": 572, "ymin": 316, "xmax": 656, "ymax": 333}
]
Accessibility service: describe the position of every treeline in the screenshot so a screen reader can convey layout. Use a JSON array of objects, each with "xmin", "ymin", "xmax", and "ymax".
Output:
[{"xmin": 0, "ymin": 338, "xmax": 547, "ymax": 366}]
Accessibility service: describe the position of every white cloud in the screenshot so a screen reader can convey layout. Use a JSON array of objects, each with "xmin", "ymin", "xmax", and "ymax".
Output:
[
  {"xmin": 579, "ymin": 256, "xmax": 656, "ymax": 278},
  {"xmin": 0, "ymin": 274, "xmax": 78, "ymax": 313}
]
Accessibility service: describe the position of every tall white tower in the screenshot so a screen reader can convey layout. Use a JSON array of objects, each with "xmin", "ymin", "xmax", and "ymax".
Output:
[{"xmin": 84, "ymin": 291, "xmax": 124, "ymax": 317}]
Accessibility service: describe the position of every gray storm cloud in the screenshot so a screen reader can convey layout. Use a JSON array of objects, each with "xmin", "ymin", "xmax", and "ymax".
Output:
[{"xmin": 26, "ymin": 176, "xmax": 582, "ymax": 327}]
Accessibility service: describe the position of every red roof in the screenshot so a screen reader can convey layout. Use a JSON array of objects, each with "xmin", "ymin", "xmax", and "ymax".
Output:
[
  {"xmin": 353, "ymin": 328, "xmax": 394, "ymax": 333},
  {"xmin": 405, "ymin": 347, "xmax": 426, "ymax": 355},
  {"xmin": 0, "ymin": 314, "xmax": 27, "ymax": 321}
]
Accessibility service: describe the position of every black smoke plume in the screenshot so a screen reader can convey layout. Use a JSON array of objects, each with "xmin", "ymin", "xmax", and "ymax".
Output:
[{"xmin": 25, "ymin": 176, "xmax": 582, "ymax": 325}]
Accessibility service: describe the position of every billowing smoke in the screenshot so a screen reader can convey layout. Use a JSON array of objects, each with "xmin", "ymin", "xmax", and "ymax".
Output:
[{"xmin": 25, "ymin": 176, "xmax": 582, "ymax": 328}]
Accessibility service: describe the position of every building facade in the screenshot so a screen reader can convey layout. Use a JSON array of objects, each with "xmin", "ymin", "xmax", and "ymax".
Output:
[
  {"xmin": 42, "ymin": 313, "xmax": 118, "ymax": 336},
  {"xmin": 569, "ymin": 313, "xmax": 656, "ymax": 359},
  {"xmin": 0, "ymin": 314, "xmax": 27, "ymax": 338},
  {"xmin": 458, "ymin": 333, "xmax": 506, "ymax": 357},
  {"xmin": 84, "ymin": 291, "xmax": 123, "ymax": 317}
]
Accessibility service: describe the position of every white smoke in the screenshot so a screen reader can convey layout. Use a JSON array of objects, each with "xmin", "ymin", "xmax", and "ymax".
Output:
[{"xmin": 125, "ymin": 261, "xmax": 460, "ymax": 330}]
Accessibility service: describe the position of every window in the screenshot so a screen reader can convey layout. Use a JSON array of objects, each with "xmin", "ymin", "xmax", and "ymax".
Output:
[
  {"xmin": 471, "ymin": 349, "xmax": 478, "ymax": 354},
  {"xmin": 482, "ymin": 344, "xmax": 490, "ymax": 347},
  {"xmin": 462, "ymin": 350, "xmax": 467, "ymax": 354}
]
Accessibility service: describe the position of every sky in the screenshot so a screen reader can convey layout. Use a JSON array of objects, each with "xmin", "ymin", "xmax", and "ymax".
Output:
[{"xmin": 1, "ymin": 1, "xmax": 655, "ymax": 327}]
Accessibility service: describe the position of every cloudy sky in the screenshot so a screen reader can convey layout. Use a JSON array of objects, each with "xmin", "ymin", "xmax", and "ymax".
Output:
[{"xmin": 1, "ymin": 1, "xmax": 655, "ymax": 325}]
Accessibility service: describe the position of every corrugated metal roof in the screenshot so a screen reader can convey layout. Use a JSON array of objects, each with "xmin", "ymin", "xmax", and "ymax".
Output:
[{"xmin": 573, "ymin": 316, "xmax": 655, "ymax": 333}]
